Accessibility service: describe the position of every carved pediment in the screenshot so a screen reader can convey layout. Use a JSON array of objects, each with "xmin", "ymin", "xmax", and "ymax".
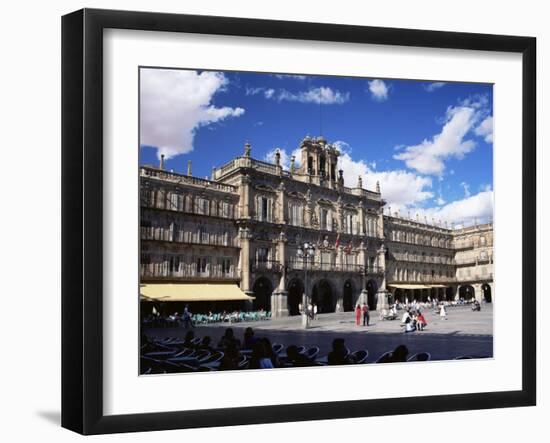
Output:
[
  {"xmin": 254, "ymin": 184, "xmax": 276, "ymax": 193},
  {"xmin": 317, "ymin": 198, "xmax": 334, "ymax": 207},
  {"xmin": 287, "ymin": 190, "xmax": 305, "ymax": 199}
]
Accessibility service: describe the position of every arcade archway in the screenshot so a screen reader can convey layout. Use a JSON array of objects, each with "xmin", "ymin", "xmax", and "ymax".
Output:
[
  {"xmin": 366, "ymin": 279, "xmax": 378, "ymax": 310},
  {"xmin": 287, "ymin": 278, "xmax": 304, "ymax": 316},
  {"xmin": 343, "ymin": 280, "xmax": 354, "ymax": 312},
  {"xmin": 252, "ymin": 277, "xmax": 273, "ymax": 312},
  {"xmin": 482, "ymin": 283, "xmax": 492, "ymax": 303},
  {"xmin": 312, "ymin": 279, "xmax": 334, "ymax": 313},
  {"xmin": 459, "ymin": 284, "xmax": 475, "ymax": 301}
]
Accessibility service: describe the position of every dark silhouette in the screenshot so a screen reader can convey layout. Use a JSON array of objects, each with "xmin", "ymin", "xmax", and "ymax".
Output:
[
  {"xmin": 328, "ymin": 338, "xmax": 353, "ymax": 365},
  {"xmin": 217, "ymin": 328, "xmax": 241, "ymax": 349}
]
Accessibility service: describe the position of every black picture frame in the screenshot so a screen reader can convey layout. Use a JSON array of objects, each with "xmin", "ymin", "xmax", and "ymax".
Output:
[{"xmin": 62, "ymin": 8, "xmax": 536, "ymax": 435}]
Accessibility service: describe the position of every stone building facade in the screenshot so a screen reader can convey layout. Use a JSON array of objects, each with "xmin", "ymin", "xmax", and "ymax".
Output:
[{"xmin": 140, "ymin": 136, "xmax": 494, "ymax": 317}]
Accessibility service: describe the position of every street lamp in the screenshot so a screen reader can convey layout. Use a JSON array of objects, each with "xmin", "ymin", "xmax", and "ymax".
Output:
[{"xmin": 297, "ymin": 241, "xmax": 316, "ymax": 329}]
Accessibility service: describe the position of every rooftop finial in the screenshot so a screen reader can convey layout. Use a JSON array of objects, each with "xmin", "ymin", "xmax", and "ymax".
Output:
[
  {"xmin": 159, "ymin": 154, "xmax": 165, "ymax": 170},
  {"xmin": 187, "ymin": 160, "xmax": 192, "ymax": 176},
  {"xmin": 376, "ymin": 181, "xmax": 380, "ymax": 193},
  {"xmin": 290, "ymin": 155, "xmax": 296, "ymax": 173},
  {"xmin": 244, "ymin": 141, "xmax": 251, "ymax": 157},
  {"xmin": 274, "ymin": 149, "xmax": 281, "ymax": 167},
  {"xmin": 357, "ymin": 175, "xmax": 363, "ymax": 189}
]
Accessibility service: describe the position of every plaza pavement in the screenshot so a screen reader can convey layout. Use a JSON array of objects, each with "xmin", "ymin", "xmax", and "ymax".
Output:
[{"xmin": 145, "ymin": 304, "xmax": 493, "ymax": 363}]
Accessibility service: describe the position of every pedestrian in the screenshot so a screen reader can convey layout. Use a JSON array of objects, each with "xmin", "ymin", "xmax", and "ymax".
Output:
[
  {"xmin": 417, "ymin": 311, "xmax": 427, "ymax": 331},
  {"xmin": 439, "ymin": 303, "xmax": 447, "ymax": 320},
  {"xmin": 182, "ymin": 304, "xmax": 194, "ymax": 329},
  {"xmin": 362, "ymin": 302, "xmax": 370, "ymax": 326},
  {"xmin": 313, "ymin": 303, "xmax": 318, "ymax": 320},
  {"xmin": 355, "ymin": 305, "xmax": 362, "ymax": 326}
]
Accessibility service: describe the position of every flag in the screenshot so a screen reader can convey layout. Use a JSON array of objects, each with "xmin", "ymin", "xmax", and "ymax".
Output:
[{"xmin": 335, "ymin": 233, "xmax": 340, "ymax": 248}]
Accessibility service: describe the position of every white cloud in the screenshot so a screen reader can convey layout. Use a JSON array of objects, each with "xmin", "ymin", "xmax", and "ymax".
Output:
[
  {"xmin": 247, "ymin": 86, "xmax": 349, "ymax": 105},
  {"xmin": 368, "ymin": 79, "xmax": 389, "ymax": 101},
  {"xmin": 264, "ymin": 147, "xmax": 301, "ymax": 169},
  {"xmin": 475, "ymin": 115, "xmax": 494, "ymax": 143},
  {"xmin": 246, "ymin": 87, "xmax": 275, "ymax": 99},
  {"xmin": 393, "ymin": 98, "xmax": 490, "ymax": 175},
  {"xmin": 424, "ymin": 82, "xmax": 446, "ymax": 92},
  {"xmin": 277, "ymin": 87, "xmax": 349, "ymax": 104},
  {"xmin": 460, "ymin": 182, "xmax": 471, "ymax": 198},
  {"xmin": 140, "ymin": 69, "xmax": 244, "ymax": 159},
  {"xmin": 410, "ymin": 189, "xmax": 493, "ymax": 226},
  {"xmin": 331, "ymin": 141, "xmax": 434, "ymax": 208}
]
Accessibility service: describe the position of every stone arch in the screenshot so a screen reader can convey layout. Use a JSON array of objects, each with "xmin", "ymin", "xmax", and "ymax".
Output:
[
  {"xmin": 252, "ymin": 276, "xmax": 274, "ymax": 312},
  {"xmin": 343, "ymin": 279, "xmax": 355, "ymax": 312},
  {"xmin": 459, "ymin": 284, "xmax": 475, "ymax": 301},
  {"xmin": 482, "ymin": 283, "xmax": 492, "ymax": 303},
  {"xmin": 287, "ymin": 278, "xmax": 304, "ymax": 316},
  {"xmin": 366, "ymin": 279, "xmax": 378, "ymax": 310},
  {"xmin": 311, "ymin": 278, "xmax": 334, "ymax": 313}
]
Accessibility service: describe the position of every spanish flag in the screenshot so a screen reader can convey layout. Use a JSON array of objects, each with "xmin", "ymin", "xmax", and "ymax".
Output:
[{"xmin": 335, "ymin": 233, "xmax": 340, "ymax": 248}]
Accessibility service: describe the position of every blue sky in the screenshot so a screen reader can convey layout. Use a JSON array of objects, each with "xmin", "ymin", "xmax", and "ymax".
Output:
[{"xmin": 140, "ymin": 68, "xmax": 494, "ymax": 226}]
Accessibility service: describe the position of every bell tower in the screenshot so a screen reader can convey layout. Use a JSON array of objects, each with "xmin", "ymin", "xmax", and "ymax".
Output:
[{"xmin": 298, "ymin": 135, "xmax": 340, "ymax": 187}]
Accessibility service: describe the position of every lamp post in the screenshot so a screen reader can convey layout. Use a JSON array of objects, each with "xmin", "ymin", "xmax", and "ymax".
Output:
[{"xmin": 297, "ymin": 241, "xmax": 316, "ymax": 329}]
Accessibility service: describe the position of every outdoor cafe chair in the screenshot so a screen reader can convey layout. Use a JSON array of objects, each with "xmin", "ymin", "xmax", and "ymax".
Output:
[
  {"xmin": 237, "ymin": 354, "xmax": 249, "ymax": 369},
  {"xmin": 376, "ymin": 350, "xmax": 393, "ymax": 363},
  {"xmin": 272, "ymin": 343, "xmax": 284, "ymax": 355},
  {"xmin": 351, "ymin": 349, "xmax": 369, "ymax": 364},
  {"xmin": 304, "ymin": 346, "xmax": 320, "ymax": 360},
  {"xmin": 199, "ymin": 351, "xmax": 224, "ymax": 365},
  {"xmin": 407, "ymin": 352, "xmax": 431, "ymax": 362}
]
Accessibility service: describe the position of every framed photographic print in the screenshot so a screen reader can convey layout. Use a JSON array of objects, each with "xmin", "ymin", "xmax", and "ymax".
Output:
[{"xmin": 61, "ymin": 8, "xmax": 536, "ymax": 435}]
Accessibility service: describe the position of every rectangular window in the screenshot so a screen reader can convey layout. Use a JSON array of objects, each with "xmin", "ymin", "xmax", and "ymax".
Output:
[
  {"xmin": 261, "ymin": 197, "xmax": 269, "ymax": 221},
  {"xmin": 220, "ymin": 201, "xmax": 230, "ymax": 218},
  {"xmin": 170, "ymin": 193, "xmax": 178, "ymax": 211},
  {"xmin": 196, "ymin": 257, "xmax": 208, "ymax": 274},
  {"xmin": 220, "ymin": 258, "xmax": 232, "ymax": 275},
  {"xmin": 257, "ymin": 247, "xmax": 269, "ymax": 262},
  {"xmin": 320, "ymin": 208, "xmax": 328, "ymax": 230}
]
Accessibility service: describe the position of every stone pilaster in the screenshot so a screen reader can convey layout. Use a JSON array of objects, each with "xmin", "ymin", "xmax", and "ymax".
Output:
[
  {"xmin": 239, "ymin": 226, "xmax": 252, "ymax": 293},
  {"xmin": 240, "ymin": 175, "xmax": 252, "ymax": 219},
  {"xmin": 376, "ymin": 243, "xmax": 389, "ymax": 310}
]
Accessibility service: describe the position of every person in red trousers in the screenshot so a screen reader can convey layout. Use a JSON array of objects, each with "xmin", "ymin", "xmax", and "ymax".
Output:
[{"xmin": 355, "ymin": 305, "xmax": 362, "ymax": 326}]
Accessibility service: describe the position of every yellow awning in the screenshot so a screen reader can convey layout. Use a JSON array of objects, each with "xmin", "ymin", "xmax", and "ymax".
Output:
[
  {"xmin": 429, "ymin": 284, "xmax": 447, "ymax": 288},
  {"xmin": 388, "ymin": 284, "xmax": 431, "ymax": 290},
  {"xmin": 140, "ymin": 283, "xmax": 254, "ymax": 302}
]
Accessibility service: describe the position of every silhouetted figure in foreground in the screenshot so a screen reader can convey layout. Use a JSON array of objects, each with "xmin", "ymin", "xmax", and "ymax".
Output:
[{"xmin": 328, "ymin": 338, "xmax": 353, "ymax": 365}]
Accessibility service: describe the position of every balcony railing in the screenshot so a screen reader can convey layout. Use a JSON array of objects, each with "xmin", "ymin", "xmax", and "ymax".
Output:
[
  {"xmin": 141, "ymin": 167, "xmax": 237, "ymax": 193},
  {"xmin": 141, "ymin": 265, "xmax": 240, "ymax": 280},
  {"xmin": 140, "ymin": 227, "xmax": 238, "ymax": 247},
  {"xmin": 251, "ymin": 260, "xmax": 282, "ymax": 273},
  {"xmin": 391, "ymin": 256, "xmax": 455, "ymax": 265},
  {"xmin": 286, "ymin": 259, "xmax": 383, "ymax": 274}
]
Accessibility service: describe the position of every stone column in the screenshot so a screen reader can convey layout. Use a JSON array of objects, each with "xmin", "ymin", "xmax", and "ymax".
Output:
[
  {"xmin": 358, "ymin": 200, "xmax": 365, "ymax": 235},
  {"xmin": 240, "ymin": 175, "xmax": 252, "ymax": 219},
  {"xmin": 473, "ymin": 283, "xmax": 483, "ymax": 302},
  {"xmin": 239, "ymin": 227, "xmax": 254, "ymax": 308},
  {"xmin": 272, "ymin": 231, "xmax": 289, "ymax": 318},
  {"xmin": 376, "ymin": 244, "xmax": 389, "ymax": 310},
  {"xmin": 454, "ymin": 285, "xmax": 460, "ymax": 301},
  {"xmin": 277, "ymin": 181, "xmax": 286, "ymax": 224}
]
